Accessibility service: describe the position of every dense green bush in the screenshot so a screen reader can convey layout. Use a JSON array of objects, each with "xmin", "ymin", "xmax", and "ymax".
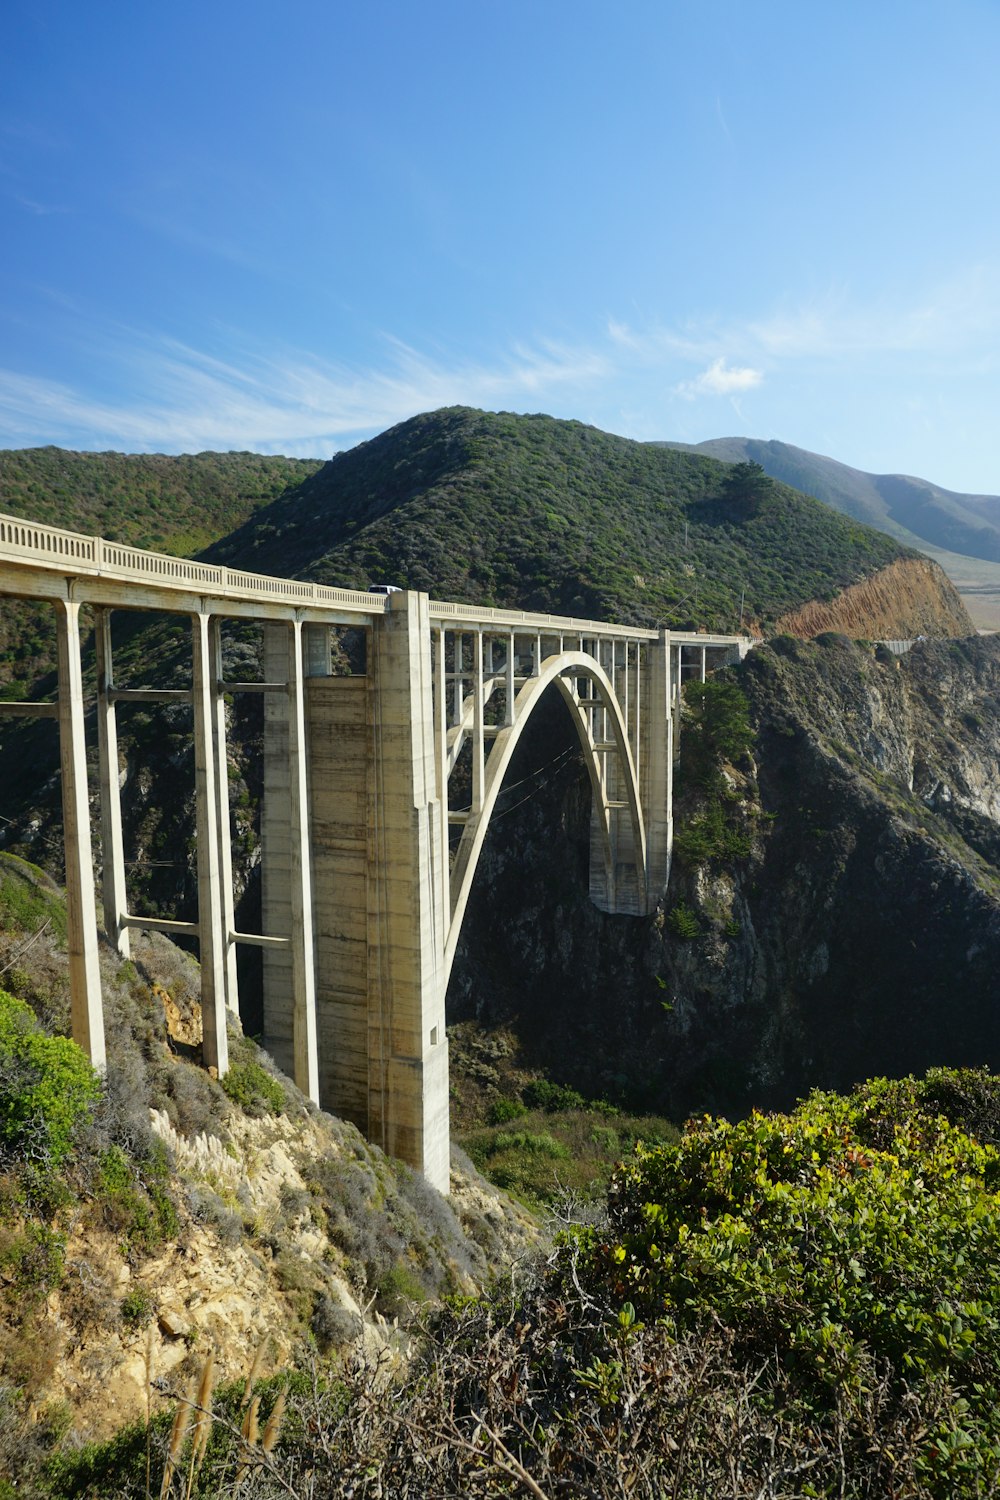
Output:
[
  {"xmin": 571, "ymin": 1070, "xmax": 1000, "ymax": 1484},
  {"xmin": 461, "ymin": 1106, "xmax": 679, "ymax": 1207},
  {"xmin": 523, "ymin": 1078, "xmax": 588, "ymax": 1112},
  {"xmin": 672, "ymin": 800, "xmax": 751, "ymax": 867},
  {"xmin": 0, "ymin": 990, "xmax": 100, "ymax": 1165},
  {"xmin": 680, "ymin": 678, "xmax": 754, "ymax": 790},
  {"xmin": 0, "ymin": 857, "xmax": 67, "ymax": 945},
  {"xmin": 665, "ymin": 902, "xmax": 699, "ymax": 939},
  {"xmin": 93, "ymin": 1144, "xmax": 179, "ymax": 1255},
  {"xmin": 220, "ymin": 1046, "xmax": 286, "ymax": 1117}
]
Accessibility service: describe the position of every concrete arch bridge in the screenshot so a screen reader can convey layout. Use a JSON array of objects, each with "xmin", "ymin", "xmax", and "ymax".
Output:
[{"xmin": 0, "ymin": 515, "xmax": 750, "ymax": 1190}]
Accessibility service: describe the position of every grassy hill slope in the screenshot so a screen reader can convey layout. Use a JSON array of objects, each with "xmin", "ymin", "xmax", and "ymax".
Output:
[
  {"xmin": 207, "ymin": 407, "xmax": 911, "ymax": 633},
  {"xmin": 0, "ymin": 448, "xmax": 322, "ymax": 557},
  {"xmin": 669, "ymin": 435, "xmax": 1000, "ymax": 566},
  {"xmin": 0, "ymin": 448, "xmax": 323, "ymax": 701}
]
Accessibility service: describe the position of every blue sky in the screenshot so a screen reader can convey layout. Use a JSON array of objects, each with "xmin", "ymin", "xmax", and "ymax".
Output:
[{"xmin": 2, "ymin": 0, "xmax": 999, "ymax": 492}]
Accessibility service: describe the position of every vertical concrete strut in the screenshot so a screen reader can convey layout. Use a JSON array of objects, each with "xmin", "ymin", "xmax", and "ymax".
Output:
[
  {"xmin": 210, "ymin": 619, "xmax": 240, "ymax": 1015},
  {"xmin": 642, "ymin": 630, "xmax": 675, "ymax": 904},
  {"xmin": 287, "ymin": 617, "xmax": 320, "ymax": 1103},
  {"xmin": 433, "ymin": 627, "xmax": 449, "ymax": 922},
  {"xmin": 261, "ymin": 624, "xmax": 293, "ymax": 1074},
  {"xmin": 54, "ymin": 595, "xmax": 106, "ymax": 1071},
  {"xmin": 191, "ymin": 610, "xmax": 228, "ymax": 1077},
  {"xmin": 472, "ymin": 631, "xmax": 485, "ymax": 813},
  {"xmin": 94, "ymin": 607, "xmax": 129, "ymax": 959},
  {"xmin": 367, "ymin": 592, "xmax": 449, "ymax": 1191}
]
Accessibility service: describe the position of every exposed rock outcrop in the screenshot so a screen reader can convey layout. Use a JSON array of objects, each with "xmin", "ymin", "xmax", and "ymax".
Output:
[
  {"xmin": 42, "ymin": 1106, "xmax": 536, "ymax": 1441},
  {"xmin": 449, "ymin": 637, "xmax": 1000, "ymax": 1120},
  {"xmin": 774, "ymin": 556, "xmax": 972, "ymax": 639}
]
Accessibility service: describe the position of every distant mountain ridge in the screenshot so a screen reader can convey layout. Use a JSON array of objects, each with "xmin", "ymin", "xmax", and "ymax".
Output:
[{"xmin": 664, "ymin": 437, "xmax": 1000, "ymax": 565}]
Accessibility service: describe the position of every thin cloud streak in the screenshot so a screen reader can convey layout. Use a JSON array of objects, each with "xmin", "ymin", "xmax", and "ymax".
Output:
[
  {"xmin": 1, "ymin": 263, "xmax": 996, "ymax": 455},
  {"xmin": 610, "ymin": 264, "xmax": 1000, "ymax": 370},
  {"xmin": 0, "ymin": 332, "xmax": 613, "ymax": 453}
]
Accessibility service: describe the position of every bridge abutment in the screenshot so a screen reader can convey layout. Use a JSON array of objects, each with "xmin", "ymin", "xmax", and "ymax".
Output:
[{"xmin": 262, "ymin": 594, "xmax": 450, "ymax": 1191}]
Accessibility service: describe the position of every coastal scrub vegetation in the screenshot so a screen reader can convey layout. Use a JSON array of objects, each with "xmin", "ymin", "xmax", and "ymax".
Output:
[
  {"xmin": 673, "ymin": 675, "xmax": 756, "ymax": 868},
  {"xmin": 18, "ymin": 1067, "xmax": 1000, "ymax": 1497},
  {"xmin": 0, "ymin": 449, "xmax": 321, "ymax": 557},
  {"xmin": 209, "ymin": 407, "xmax": 908, "ymax": 633}
]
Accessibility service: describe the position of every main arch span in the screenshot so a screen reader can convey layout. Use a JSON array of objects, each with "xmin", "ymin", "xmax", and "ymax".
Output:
[{"xmin": 0, "ymin": 515, "xmax": 750, "ymax": 1191}]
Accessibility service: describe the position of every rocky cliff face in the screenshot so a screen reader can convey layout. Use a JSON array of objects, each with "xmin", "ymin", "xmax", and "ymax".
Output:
[
  {"xmin": 448, "ymin": 636, "xmax": 1000, "ymax": 1120},
  {"xmin": 773, "ymin": 556, "xmax": 972, "ymax": 639},
  {"xmin": 0, "ymin": 890, "xmax": 537, "ymax": 1446}
]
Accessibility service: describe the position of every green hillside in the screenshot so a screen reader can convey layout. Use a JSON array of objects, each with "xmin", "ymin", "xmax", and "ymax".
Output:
[
  {"xmin": 0, "ymin": 448, "xmax": 323, "ymax": 557},
  {"xmin": 208, "ymin": 407, "xmax": 908, "ymax": 632},
  {"xmin": 0, "ymin": 448, "xmax": 323, "ymax": 701},
  {"xmin": 669, "ymin": 435, "xmax": 1000, "ymax": 566}
]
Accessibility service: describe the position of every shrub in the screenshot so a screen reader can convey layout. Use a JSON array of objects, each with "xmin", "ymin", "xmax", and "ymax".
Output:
[
  {"xmin": 665, "ymin": 903, "xmax": 699, "ymax": 940},
  {"xmin": 487, "ymin": 1097, "xmax": 528, "ymax": 1125},
  {"xmin": 311, "ymin": 1294, "xmax": 361, "ymax": 1352},
  {"xmin": 573, "ymin": 1073, "xmax": 1000, "ymax": 1418},
  {"xmin": 523, "ymin": 1079, "xmax": 588, "ymax": 1113},
  {"xmin": 93, "ymin": 1144, "xmax": 179, "ymax": 1255},
  {"xmin": 0, "ymin": 989, "xmax": 100, "ymax": 1166},
  {"xmin": 672, "ymin": 800, "xmax": 751, "ymax": 867},
  {"xmin": 489, "ymin": 1130, "xmax": 569, "ymax": 1159},
  {"xmin": 0, "ymin": 856, "xmax": 67, "ymax": 944},
  {"xmin": 221, "ymin": 1049, "xmax": 285, "ymax": 1117},
  {"xmin": 680, "ymin": 678, "xmax": 754, "ymax": 790},
  {"xmin": 119, "ymin": 1286, "xmax": 155, "ymax": 1327},
  {"xmin": 0, "ymin": 1222, "xmax": 65, "ymax": 1301}
]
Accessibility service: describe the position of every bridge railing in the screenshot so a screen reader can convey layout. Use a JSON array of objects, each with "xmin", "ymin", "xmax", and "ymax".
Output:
[
  {"xmin": 428, "ymin": 598, "xmax": 659, "ymax": 641},
  {"xmin": 0, "ymin": 512, "xmax": 387, "ymax": 614},
  {"xmin": 0, "ymin": 514, "xmax": 98, "ymax": 564}
]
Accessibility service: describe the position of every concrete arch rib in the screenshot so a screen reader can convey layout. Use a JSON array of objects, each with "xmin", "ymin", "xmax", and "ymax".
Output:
[{"xmin": 443, "ymin": 650, "xmax": 647, "ymax": 981}]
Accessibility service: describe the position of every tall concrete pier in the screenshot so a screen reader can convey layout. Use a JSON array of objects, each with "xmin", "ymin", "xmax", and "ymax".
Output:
[{"xmin": 0, "ymin": 514, "xmax": 750, "ymax": 1191}]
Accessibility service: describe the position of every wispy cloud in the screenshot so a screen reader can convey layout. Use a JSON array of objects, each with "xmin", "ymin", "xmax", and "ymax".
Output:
[
  {"xmin": 609, "ymin": 264, "xmax": 1000, "ymax": 374},
  {"xmin": 0, "ymin": 329, "xmax": 612, "ymax": 454},
  {"xmin": 747, "ymin": 267, "xmax": 1000, "ymax": 361},
  {"xmin": 2, "ymin": 261, "xmax": 997, "ymax": 454},
  {"xmin": 12, "ymin": 194, "xmax": 70, "ymax": 216},
  {"xmin": 675, "ymin": 357, "xmax": 763, "ymax": 399}
]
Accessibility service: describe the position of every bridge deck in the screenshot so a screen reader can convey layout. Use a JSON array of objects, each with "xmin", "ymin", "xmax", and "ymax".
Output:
[{"xmin": 0, "ymin": 511, "xmax": 750, "ymax": 649}]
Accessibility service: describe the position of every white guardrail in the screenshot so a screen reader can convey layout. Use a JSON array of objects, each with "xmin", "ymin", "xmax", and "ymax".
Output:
[
  {"xmin": 0, "ymin": 512, "xmax": 386, "ymax": 614},
  {"xmin": 0, "ymin": 510, "xmax": 753, "ymax": 648}
]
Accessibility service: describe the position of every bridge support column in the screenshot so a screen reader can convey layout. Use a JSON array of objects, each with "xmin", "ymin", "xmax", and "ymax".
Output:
[
  {"xmin": 642, "ymin": 630, "xmax": 676, "ymax": 903},
  {"xmin": 260, "ymin": 622, "xmax": 320, "ymax": 1101},
  {"xmin": 368, "ymin": 592, "xmax": 450, "ymax": 1190},
  {"xmin": 192, "ymin": 610, "xmax": 228, "ymax": 1077},
  {"xmin": 54, "ymin": 596, "xmax": 106, "ymax": 1071},
  {"xmin": 288, "ymin": 617, "xmax": 319, "ymax": 1102},
  {"xmin": 210, "ymin": 619, "xmax": 240, "ymax": 1015},
  {"xmin": 94, "ymin": 607, "xmax": 129, "ymax": 959}
]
